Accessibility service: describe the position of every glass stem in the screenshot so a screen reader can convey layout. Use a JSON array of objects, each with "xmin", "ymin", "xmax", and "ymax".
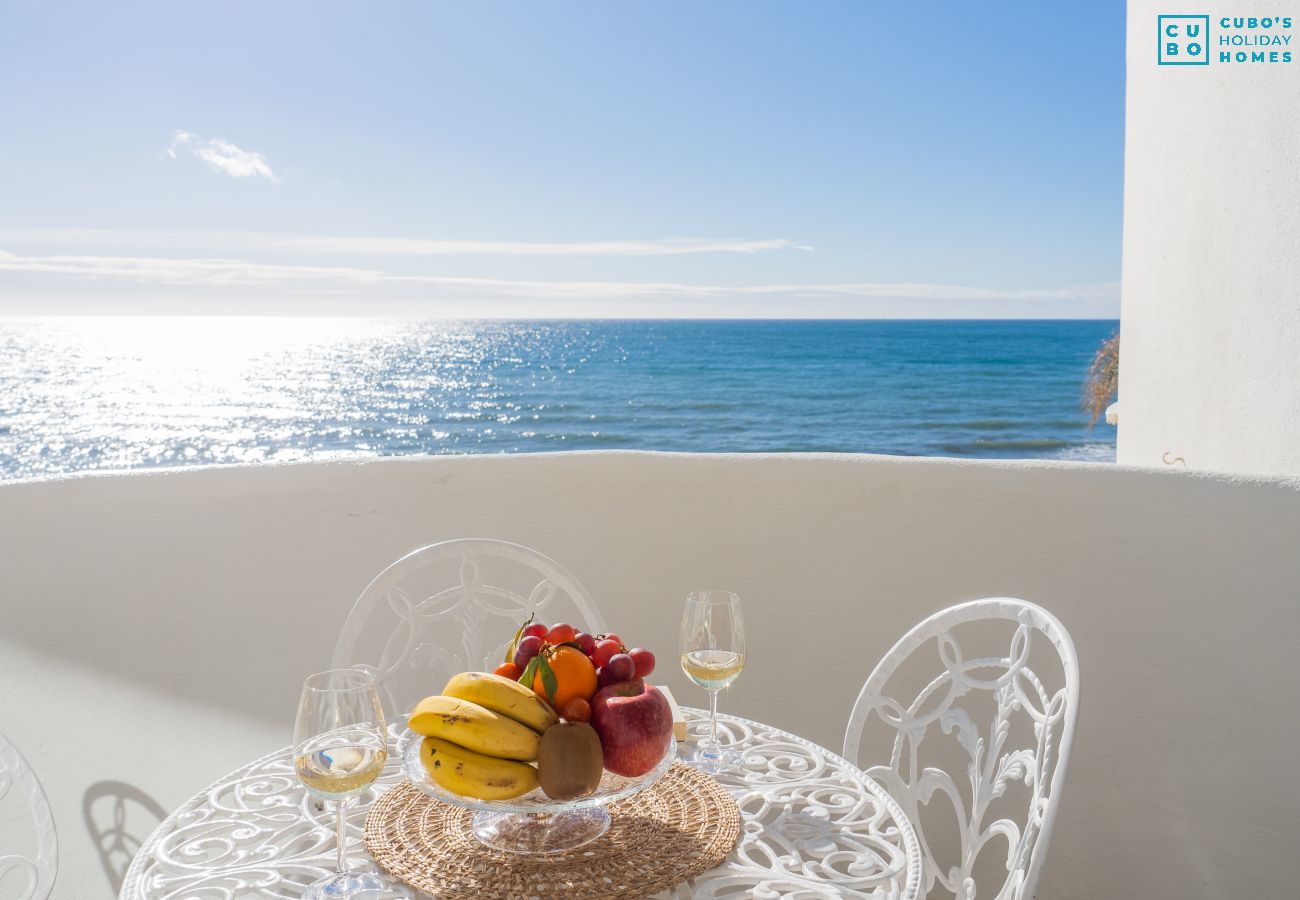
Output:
[
  {"xmin": 708, "ymin": 689, "xmax": 720, "ymax": 751},
  {"xmin": 335, "ymin": 799, "xmax": 348, "ymax": 873}
]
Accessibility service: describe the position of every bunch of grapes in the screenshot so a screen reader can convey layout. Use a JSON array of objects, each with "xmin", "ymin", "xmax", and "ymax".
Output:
[{"xmin": 493, "ymin": 619, "xmax": 655, "ymax": 723}]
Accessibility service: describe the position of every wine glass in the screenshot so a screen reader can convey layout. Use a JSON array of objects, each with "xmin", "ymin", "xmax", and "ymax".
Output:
[
  {"xmin": 679, "ymin": 590, "xmax": 746, "ymax": 772},
  {"xmin": 293, "ymin": 668, "xmax": 388, "ymax": 900}
]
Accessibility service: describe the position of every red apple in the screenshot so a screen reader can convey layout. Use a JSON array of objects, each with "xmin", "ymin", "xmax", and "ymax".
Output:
[{"xmin": 589, "ymin": 679, "xmax": 673, "ymax": 777}]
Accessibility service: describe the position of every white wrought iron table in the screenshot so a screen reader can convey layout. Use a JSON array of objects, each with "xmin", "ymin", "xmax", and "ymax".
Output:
[{"xmin": 122, "ymin": 708, "xmax": 922, "ymax": 899}]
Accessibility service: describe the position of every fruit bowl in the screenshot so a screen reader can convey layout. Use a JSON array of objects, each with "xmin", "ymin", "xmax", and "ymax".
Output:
[{"xmin": 398, "ymin": 728, "xmax": 677, "ymax": 854}]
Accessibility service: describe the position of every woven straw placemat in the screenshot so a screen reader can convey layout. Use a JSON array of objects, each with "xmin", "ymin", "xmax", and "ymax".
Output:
[{"xmin": 363, "ymin": 761, "xmax": 741, "ymax": 899}]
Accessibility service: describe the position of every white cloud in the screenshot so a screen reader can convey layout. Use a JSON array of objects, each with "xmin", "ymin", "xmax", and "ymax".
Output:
[
  {"xmin": 164, "ymin": 130, "xmax": 193, "ymax": 158},
  {"xmin": 165, "ymin": 130, "xmax": 277, "ymax": 181},
  {"xmin": 0, "ymin": 249, "xmax": 1117, "ymax": 306},
  {"xmin": 248, "ymin": 235, "xmax": 809, "ymax": 257},
  {"xmin": 0, "ymin": 228, "xmax": 810, "ymax": 258},
  {"xmin": 193, "ymin": 139, "xmax": 276, "ymax": 180}
]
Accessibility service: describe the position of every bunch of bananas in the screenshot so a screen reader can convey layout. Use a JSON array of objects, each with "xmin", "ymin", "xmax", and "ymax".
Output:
[{"xmin": 408, "ymin": 671, "xmax": 559, "ymax": 800}]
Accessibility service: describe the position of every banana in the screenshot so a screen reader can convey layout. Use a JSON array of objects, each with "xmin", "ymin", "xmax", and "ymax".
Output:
[
  {"xmin": 420, "ymin": 736, "xmax": 539, "ymax": 801},
  {"xmin": 442, "ymin": 671, "xmax": 559, "ymax": 734},
  {"xmin": 408, "ymin": 695, "xmax": 541, "ymax": 761}
]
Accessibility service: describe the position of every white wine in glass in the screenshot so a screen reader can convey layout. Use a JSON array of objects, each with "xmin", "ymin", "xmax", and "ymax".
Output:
[
  {"xmin": 293, "ymin": 668, "xmax": 387, "ymax": 900},
  {"xmin": 679, "ymin": 590, "xmax": 745, "ymax": 773},
  {"xmin": 295, "ymin": 739, "xmax": 388, "ymax": 798},
  {"xmin": 681, "ymin": 649, "xmax": 746, "ymax": 691}
]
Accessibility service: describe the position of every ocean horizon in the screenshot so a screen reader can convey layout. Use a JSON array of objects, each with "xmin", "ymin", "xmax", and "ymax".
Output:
[{"xmin": 0, "ymin": 317, "xmax": 1118, "ymax": 482}]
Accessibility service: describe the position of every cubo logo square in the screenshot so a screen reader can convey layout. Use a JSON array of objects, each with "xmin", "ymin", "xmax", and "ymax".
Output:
[{"xmin": 1158, "ymin": 15, "xmax": 1211, "ymax": 64}]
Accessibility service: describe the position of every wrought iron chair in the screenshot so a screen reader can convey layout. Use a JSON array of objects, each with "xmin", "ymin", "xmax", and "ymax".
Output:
[
  {"xmin": 331, "ymin": 539, "xmax": 605, "ymax": 723},
  {"xmin": 843, "ymin": 598, "xmax": 1079, "ymax": 900},
  {"xmin": 0, "ymin": 732, "xmax": 58, "ymax": 900}
]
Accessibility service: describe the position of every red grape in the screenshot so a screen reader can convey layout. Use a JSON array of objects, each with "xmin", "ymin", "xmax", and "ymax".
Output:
[
  {"xmin": 593, "ymin": 639, "xmax": 621, "ymax": 668},
  {"xmin": 523, "ymin": 622, "xmax": 549, "ymax": 640},
  {"xmin": 547, "ymin": 623, "xmax": 577, "ymax": 644},
  {"xmin": 606, "ymin": 653, "xmax": 636, "ymax": 682},
  {"xmin": 561, "ymin": 697, "xmax": 591, "ymax": 723},
  {"xmin": 603, "ymin": 633, "xmax": 624, "ymax": 649},
  {"xmin": 575, "ymin": 631, "xmax": 598, "ymax": 656},
  {"xmin": 514, "ymin": 634, "xmax": 544, "ymax": 669},
  {"xmin": 628, "ymin": 647, "xmax": 655, "ymax": 678},
  {"xmin": 596, "ymin": 665, "xmax": 619, "ymax": 689}
]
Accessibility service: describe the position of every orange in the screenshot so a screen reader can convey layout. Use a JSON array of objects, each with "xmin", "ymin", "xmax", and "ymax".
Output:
[{"xmin": 533, "ymin": 645, "xmax": 598, "ymax": 711}]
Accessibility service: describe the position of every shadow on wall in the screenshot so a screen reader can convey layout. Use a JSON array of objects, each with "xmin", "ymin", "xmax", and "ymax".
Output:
[
  {"xmin": 0, "ymin": 467, "xmax": 429, "ymax": 733},
  {"xmin": 83, "ymin": 782, "xmax": 166, "ymax": 894}
]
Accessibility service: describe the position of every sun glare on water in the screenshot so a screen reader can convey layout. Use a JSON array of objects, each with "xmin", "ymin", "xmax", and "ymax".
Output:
[{"xmin": 0, "ymin": 317, "xmax": 473, "ymax": 478}]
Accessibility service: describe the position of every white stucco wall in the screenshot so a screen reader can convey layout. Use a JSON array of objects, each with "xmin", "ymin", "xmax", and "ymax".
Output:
[
  {"xmin": 1119, "ymin": 0, "xmax": 1300, "ymax": 474},
  {"xmin": 3, "ymin": 453, "xmax": 1300, "ymax": 898}
]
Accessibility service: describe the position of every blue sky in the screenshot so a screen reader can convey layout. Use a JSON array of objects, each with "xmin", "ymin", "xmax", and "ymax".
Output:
[{"xmin": 0, "ymin": 2, "xmax": 1126, "ymax": 317}]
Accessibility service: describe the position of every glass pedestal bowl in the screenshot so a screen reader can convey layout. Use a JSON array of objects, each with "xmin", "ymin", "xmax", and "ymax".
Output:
[{"xmin": 399, "ymin": 729, "xmax": 677, "ymax": 854}]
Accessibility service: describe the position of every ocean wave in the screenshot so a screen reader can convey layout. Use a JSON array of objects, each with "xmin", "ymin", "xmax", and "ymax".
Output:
[
  {"xmin": 940, "ymin": 439, "xmax": 1071, "ymax": 454},
  {"xmin": 1051, "ymin": 442, "xmax": 1117, "ymax": 462}
]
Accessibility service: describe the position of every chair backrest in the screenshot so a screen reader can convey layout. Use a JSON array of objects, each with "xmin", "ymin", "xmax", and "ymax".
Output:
[
  {"xmin": 843, "ymin": 598, "xmax": 1079, "ymax": 900},
  {"xmin": 331, "ymin": 539, "xmax": 605, "ymax": 722},
  {"xmin": 0, "ymin": 732, "xmax": 58, "ymax": 900}
]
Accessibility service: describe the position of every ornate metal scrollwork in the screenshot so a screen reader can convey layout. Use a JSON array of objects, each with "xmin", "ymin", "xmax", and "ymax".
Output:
[
  {"xmin": 0, "ymin": 732, "xmax": 58, "ymax": 900},
  {"xmin": 123, "ymin": 710, "xmax": 922, "ymax": 899},
  {"xmin": 844, "ymin": 598, "xmax": 1079, "ymax": 900},
  {"xmin": 331, "ymin": 539, "xmax": 606, "ymax": 720}
]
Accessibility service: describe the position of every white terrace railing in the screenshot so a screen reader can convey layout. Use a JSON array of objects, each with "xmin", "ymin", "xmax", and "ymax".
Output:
[{"xmin": 2, "ymin": 451, "xmax": 1298, "ymax": 898}]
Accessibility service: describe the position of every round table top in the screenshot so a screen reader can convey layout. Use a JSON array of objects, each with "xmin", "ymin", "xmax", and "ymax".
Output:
[{"xmin": 122, "ymin": 708, "xmax": 921, "ymax": 899}]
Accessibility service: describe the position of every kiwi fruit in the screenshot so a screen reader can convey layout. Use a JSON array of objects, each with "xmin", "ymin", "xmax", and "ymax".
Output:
[{"xmin": 537, "ymin": 722, "xmax": 604, "ymax": 800}]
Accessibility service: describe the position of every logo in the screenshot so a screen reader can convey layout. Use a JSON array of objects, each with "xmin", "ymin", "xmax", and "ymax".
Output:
[
  {"xmin": 1158, "ymin": 15, "xmax": 1293, "ymax": 65},
  {"xmin": 1158, "ymin": 14, "xmax": 1210, "ymax": 64}
]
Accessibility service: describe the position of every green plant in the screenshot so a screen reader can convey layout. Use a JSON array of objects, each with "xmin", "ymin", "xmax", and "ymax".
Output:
[{"xmin": 1084, "ymin": 332, "xmax": 1119, "ymax": 427}]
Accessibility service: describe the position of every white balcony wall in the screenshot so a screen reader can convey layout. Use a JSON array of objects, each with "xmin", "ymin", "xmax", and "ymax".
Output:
[
  {"xmin": 2, "ymin": 453, "xmax": 1299, "ymax": 897},
  {"xmin": 1119, "ymin": 1, "xmax": 1300, "ymax": 475}
]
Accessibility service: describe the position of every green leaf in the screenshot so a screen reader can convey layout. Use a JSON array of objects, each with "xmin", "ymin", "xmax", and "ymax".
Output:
[
  {"xmin": 519, "ymin": 654, "xmax": 541, "ymax": 688},
  {"xmin": 505, "ymin": 613, "xmax": 534, "ymax": 664},
  {"xmin": 539, "ymin": 656, "xmax": 558, "ymax": 705}
]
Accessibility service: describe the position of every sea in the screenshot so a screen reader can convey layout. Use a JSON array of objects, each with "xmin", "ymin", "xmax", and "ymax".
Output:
[{"xmin": 0, "ymin": 318, "xmax": 1118, "ymax": 482}]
